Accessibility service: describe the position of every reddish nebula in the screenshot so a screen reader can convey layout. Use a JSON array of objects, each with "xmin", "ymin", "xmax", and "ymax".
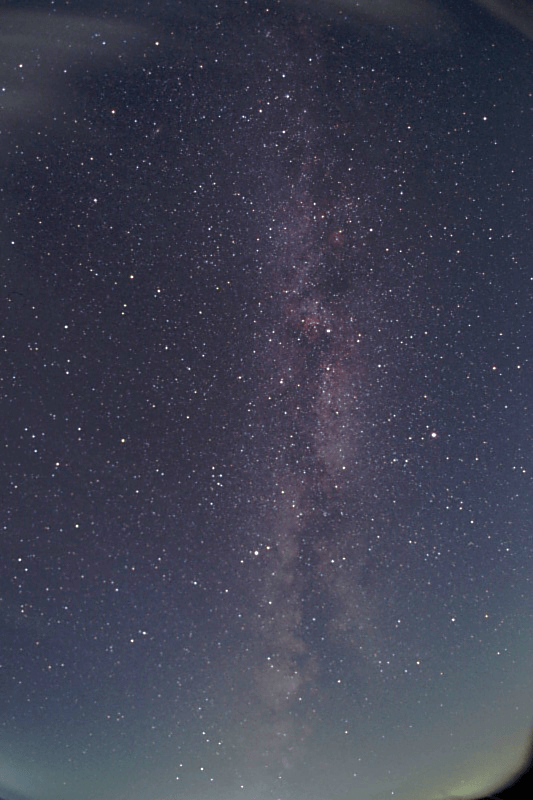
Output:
[{"xmin": 328, "ymin": 229, "xmax": 344, "ymax": 248}]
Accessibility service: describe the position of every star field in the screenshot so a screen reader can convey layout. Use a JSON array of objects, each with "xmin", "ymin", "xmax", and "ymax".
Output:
[{"xmin": 0, "ymin": 2, "xmax": 532, "ymax": 800}]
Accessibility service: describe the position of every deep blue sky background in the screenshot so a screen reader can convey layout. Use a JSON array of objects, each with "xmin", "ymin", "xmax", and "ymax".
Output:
[{"xmin": 1, "ymin": 2, "xmax": 532, "ymax": 799}]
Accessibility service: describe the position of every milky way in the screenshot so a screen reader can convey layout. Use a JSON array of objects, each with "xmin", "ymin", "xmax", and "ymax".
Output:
[{"xmin": 227, "ymin": 102, "xmax": 395, "ymax": 785}]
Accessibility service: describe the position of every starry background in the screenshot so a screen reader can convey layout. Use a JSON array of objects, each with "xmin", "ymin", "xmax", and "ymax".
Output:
[{"xmin": 0, "ymin": 2, "xmax": 532, "ymax": 800}]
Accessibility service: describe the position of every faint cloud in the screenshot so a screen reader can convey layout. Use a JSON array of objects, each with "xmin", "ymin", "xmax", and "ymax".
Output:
[
  {"xmin": 474, "ymin": 0, "xmax": 533, "ymax": 40},
  {"xmin": 0, "ymin": 10, "xmax": 147, "ymax": 123},
  {"xmin": 294, "ymin": 0, "xmax": 455, "ymax": 40},
  {"xmin": 333, "ymin": 0, "xmax": 446, "ymax": 25},
  {"xmin": 300, "ymin": 0, "xmax": 533, "ymax": 42}
]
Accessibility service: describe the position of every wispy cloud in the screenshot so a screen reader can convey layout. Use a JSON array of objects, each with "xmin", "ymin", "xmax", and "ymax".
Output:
[{"xmin": 0, "ymin": 9, "xmax": 147, "ymax": 123}]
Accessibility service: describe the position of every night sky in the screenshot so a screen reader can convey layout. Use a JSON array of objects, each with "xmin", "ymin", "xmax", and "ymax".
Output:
[{"xmin": 1, "ymin": 2, "xmax": 532, "ymax": 800}]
